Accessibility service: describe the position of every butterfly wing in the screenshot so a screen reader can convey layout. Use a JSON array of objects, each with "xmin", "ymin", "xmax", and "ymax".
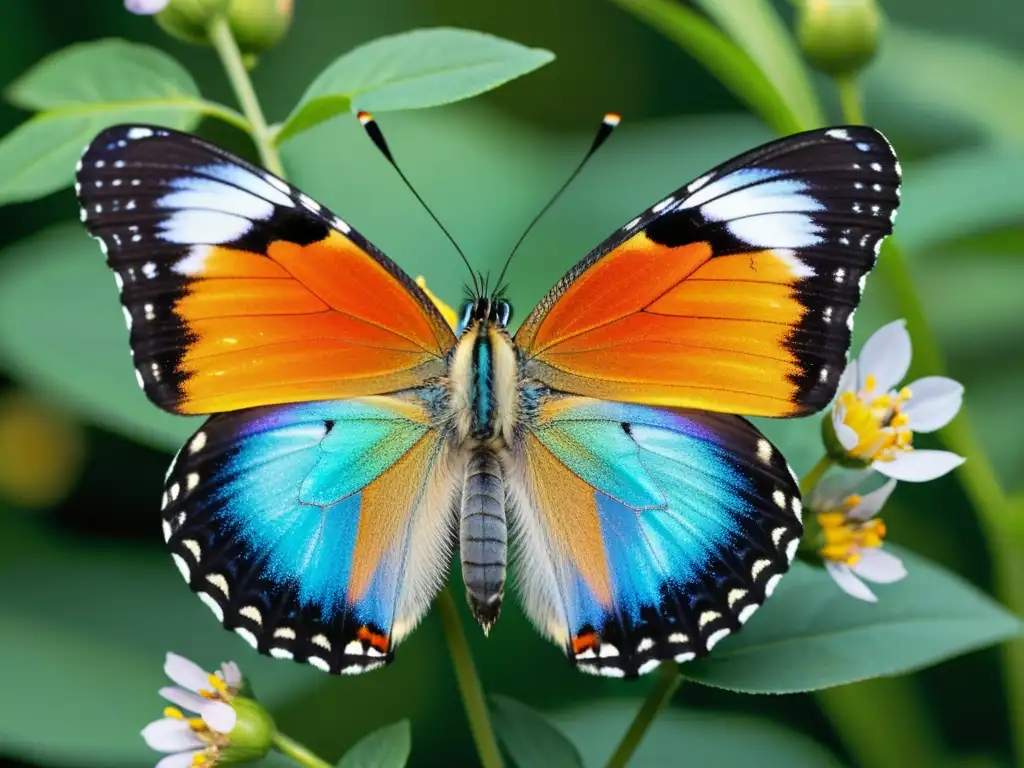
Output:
[
  {"xmin": 507, "ymin": 391, "xmax": 801, "ymax": 677},
  {"xmin": 161, "ymin": 390, "xmax": 458, "ymax": 673},
  {"xmin": 76, "ymin": 125, "xmax": 455, "ymax": 415},
  {"xmin": 515, "ymin": 126, "xmax": 900, "ymax": 418}
]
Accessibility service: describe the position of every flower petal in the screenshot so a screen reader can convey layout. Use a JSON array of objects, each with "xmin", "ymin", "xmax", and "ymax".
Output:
[
  {"xmin": 832, "ymin": 402, "xmax": 860, "ymax": 451},
  {"xmin": 202, "ymin": 701, "xmax": 237, "ymax": 734},
  {"xmin": 847, "ymin": 477, "xmax": 898, "ymax": 520},
  {"xmin": 159, "ymin": 686, "xmax": 210, "ymax": 715},
  {"xmin": 810, "ymin": 467, "xmax": 876, "ymax": 512},
  {"xmin": 220, "ymin": 661, "xmax": 242, "ymax": 688},
  {"xmin": 164, "ymin": 653, "xmax": 211, "ymax": 693},
  {"xmin": 876, "ymin": 450, "xmax": 965, "ymax": 482},
  {"xmin": 141, "ymin": 718, "xmax": 203, "ymax": 752},
  {"xmin": 857, "ymin": 319, "xmax": 911, "ymax": 393},
  {"xmin": 156, "ymin": 752, "xmax": 202, "ymax": 768},
  {"xmin": 125, "ymin": 0, "xmax": 171, "ymax": 14},
  {"xmin": 837, "ymin": 360, "xmax": 858, "ymax": 397},
  {"xmin": 825, "ymin": 561, "xmax": 877, "ymax": 602},
  {"xmin": 902, "ymin": 376, "xmax": 964, "ymax": 433},
  {"xmin": 853, "ymin": 548, "xmax": 907, "ymax": 584}
]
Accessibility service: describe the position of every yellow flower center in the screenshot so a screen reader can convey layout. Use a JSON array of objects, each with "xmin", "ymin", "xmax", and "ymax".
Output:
[
  {"xmin": 817, "ymin": 494, "xmax": 888, "ymax": 566},
  {"xmin": 163, "ymin": 704, "xmax": 228, "ymax": 764},
  {"xmin": 838, "ymin": 373, "xmax": 913, "ymax": 462}
]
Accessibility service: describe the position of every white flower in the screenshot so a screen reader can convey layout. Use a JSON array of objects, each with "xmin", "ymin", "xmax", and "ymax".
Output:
[
  {"xmin": 810, "ymin": 470, "xmax": 907, "ymax": 602},
  {"xmin": 125, "ymin": 0, "xmax": 171, "ymax": 14},
  {"xmin": 141, "ymin": 653, "xmax": 240, "ymax": 767},
  {"xmin": 831, "ymin": 319, "xmax": 965, "ymax": 481}
]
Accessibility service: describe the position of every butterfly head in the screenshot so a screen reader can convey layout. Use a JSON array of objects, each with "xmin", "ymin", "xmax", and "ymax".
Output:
[{"xmin": 457, "ymin": 298, "xmax": 512, "ymax": 336}]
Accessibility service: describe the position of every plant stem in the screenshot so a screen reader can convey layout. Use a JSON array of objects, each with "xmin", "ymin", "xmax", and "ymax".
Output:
[
  {"xmin": 272, "ymin": 731, "xmax": 333, "ymax": 768},
  {"xmin": 605, "ymin": 664, "xmax": 681, "ymax": 768},
  {"xmin": 833, "ymin": 73, "xmax": 1018, "ymax": 767},
  {"xmin": 437, "ymin": 587, "xmax": 504, "ymax": 768},
  {"xmin": 799, "ymin": 454, "xmax": 833, "ymax": 496},
  {"xmin": 208, "ymin": 14, "xmax": 286, "ymax": 177},
  {"xmin": 835, "ymin": 74, "xmax": 865, "ymax": 124}
]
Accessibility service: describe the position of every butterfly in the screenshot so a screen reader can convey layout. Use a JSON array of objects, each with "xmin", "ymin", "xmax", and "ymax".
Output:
[{"xmin": 75, "ymin": 120, "xmax": 900, "ymax": 678}]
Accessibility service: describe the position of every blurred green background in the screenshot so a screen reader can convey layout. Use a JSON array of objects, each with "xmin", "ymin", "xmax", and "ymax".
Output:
[{"xmin": 0, "ymin": 1, "xmax": 1023, "ymax": 767}]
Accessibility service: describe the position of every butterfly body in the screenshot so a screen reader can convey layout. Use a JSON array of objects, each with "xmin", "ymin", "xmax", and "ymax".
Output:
[{"xmin": 76, "ymin": 122, "xmax": 900, "ymax": 677}]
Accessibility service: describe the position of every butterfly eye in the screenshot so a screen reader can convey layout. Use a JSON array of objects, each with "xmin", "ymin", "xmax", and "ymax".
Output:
[
  {"xmin": 457, "ymin": 302, "xmax": 474, "ymax": 335},
  {"xmin": 494, "ymin": 300, "xmax": 512, "ymax": 327}
]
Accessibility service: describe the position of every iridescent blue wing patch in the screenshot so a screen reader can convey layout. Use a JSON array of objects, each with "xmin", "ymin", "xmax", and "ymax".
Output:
[
  {"xmin": 508, "ymin": 393, "xmax": 802, "ymax": 678},
  {"xmin": 161, "ymin": 391, "xmax": 456, "ymax": 674}
]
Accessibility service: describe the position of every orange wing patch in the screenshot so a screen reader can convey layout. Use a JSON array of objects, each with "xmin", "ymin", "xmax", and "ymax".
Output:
[
  {"xmin": 520, "ymin": 248, "xmax": 813, "ymax": 417},
  {"xmin": 524, "ymin": 434, "xmax": 612, "ymax": 607},
  {"xmin": 172, "ymin": 233, "xmax": 454, "ymax": 414}
]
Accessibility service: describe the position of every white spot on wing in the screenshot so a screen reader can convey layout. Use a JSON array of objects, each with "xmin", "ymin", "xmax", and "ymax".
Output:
[
  {"xmin": 773, "ymin": 248, "xmax": 816, "ymax": 278},
  {"xmin": 198, "ymin": 592, "xmax": 224, "ymax": 621},
  {"xmin": 307, "ymin": 656, "xmax": 331, "ymax": 672},
  {"xmin": 764, "ymin": 573, "xmax": 783, "ymax": 597},
  {"xmin": 274, "ymin": 627, "xmax": 296, "ymax": 640},
  {"xmin": 239, "ymin": 606, "xmax": 263, "ymax": 625},
  {"xmin": 270, "ymin": 647, "xmax": 294, "ymax": 660},
  {"xmin": 826, "ymin": 128, "xmax": 850, "ymax": 140},
  {"xmin": 728, "ymin": 214, "xmax": 823, "ymax": 249},
  {"xmin": 651, "ymin": 195, "xmax": 675, "ymax": 214},
  {"xmin": 637, "ymin": 659, "xmax": 661, "ymax": 675},
  {"xmin": 772, "ymin": 489, "xmax": 786, "ymax": 508},
  {"xmin": 705, "ymin": 628, "xmax": 731, "ymax": 651},
  {"xmin": 171, "ymin": 553, "xmax": 190, "ymax": 582},
  {"xmin": 756, "ymin": 439, "xmax": 772, "ymax": 463},
  {"xmin": 737, "ymin": 604, "xmax": 759, "ymax": 623},
  {"xmin": 599, "ymin": 644, "xmax": 620, "ymax": 658},
  {"xmin": 127, "ymin": 127, "xmax": 154, "ymax": 140},
  {"xmin": 190, "ymin": 431, "xmax": 207, "ymax": 454},
  {"xmin": 236, "ymin": 628, "xmax": 259, "ymax": 649},
  {"xmin": 158, "ymin": 209, "xmax": 253, "ymax": 245}
]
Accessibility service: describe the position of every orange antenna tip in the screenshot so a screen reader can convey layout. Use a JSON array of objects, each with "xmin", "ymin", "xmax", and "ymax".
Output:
[
  {"xmin": 357, "ymin": 111, "xmax": 373, "ymax": 125},
  {"xmin": 603, "ymin": 112, "xmax": 622, "ymax": 126}
]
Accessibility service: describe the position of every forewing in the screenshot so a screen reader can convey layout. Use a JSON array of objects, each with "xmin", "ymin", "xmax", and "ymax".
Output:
[
  {"xmin": 161, "ymin": 390, "xmax": 458, "ymax": 674},
  {"xmin": 507, "ymin": 392, "xmax": 802, "ymax": 678},
  {"xmin": 76, "ymin": 125, "xmax": 455, "ymax": 415},
  {"xmin": 515, "ymin": 126, "xmax": 901, "ymax": 418}
]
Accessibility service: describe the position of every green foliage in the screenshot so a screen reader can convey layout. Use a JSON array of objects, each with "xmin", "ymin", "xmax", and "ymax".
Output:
[
  {"xmin": 276, "ymin": 29, "xmax": 554, "ymax": 144},
  {"xmin": 553, "ymin": 702, "xmax": 847, "ymax": 767},
  {"xmin": 336, "ymin": 720, "xmax": 411, "ymax": 768},
  {"xmin": 608, "ymin": 0, "xmax": 805, "ymax": 135},
  {"xmin": 491, "ymin": 695, "xmax": 584, "ymax": 768},
  {"xmin": 0, "ymin": 40, "xmax": 219, "ymax": 205},
  {"xmin": 865, "ymin": 23, "xmax": 1024, "ymax": 146},
  {"xmin": 685, "ymin": 547, "xmax": 1021, "ymax": 694},
  {"xmin": 692, "ymin": 0, "xmax": 824, "ymax": 127}
]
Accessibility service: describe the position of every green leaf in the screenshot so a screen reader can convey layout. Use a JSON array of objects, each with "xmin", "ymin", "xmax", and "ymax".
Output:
[
  {"xmin": 337, "ymin": 720, "xmax": 411, "ymax": 768},
  {"xmin": 609, "ymin": 0, "xmax": 804, "ymax": 135},
  {"xmin": 0, "ymin": 515, "xmax": 320, "ymax": 767},
  {"xmin": 0, "ymin": 223, "xmax": 197, "ymax": 451},
  {"xmin": 553, "ymin": 702, "xmax": 845, "ymax": 767},
  {"xmin": 491, "ymin": 695, "xmax": 584, "ymax": 768},
  {"xmin": 865, "ymin": 24, "xmax": 1024, "ymax": 146},
  {"xmin": 276, "ymin": 28, "xmax": 553, "ymax": 144},
  {"xmin": 0, "ymin": 39, "xmax": 245, "ymax": 205},
  {"xmin": 6, "ymin": 39, "xmax": 199, "ymax": 111},
  {"xmin": 683, "ymin": 547, "xmax": 1022, "ymax": 693},
  {"xmin": 896, "ymin": 145, "xmax": 1024, "ymax": 253},
  {"xmin": 691, "ymin": 0, "xmax": 823, "ymax": 130}
]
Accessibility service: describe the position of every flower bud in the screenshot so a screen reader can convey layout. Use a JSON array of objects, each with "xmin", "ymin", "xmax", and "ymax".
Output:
[
  {"xmin": 797, "ymin": 0, "xmax": 881, "ymax": 78},
  {"xmin": 228, "ymin": 0, "xmax": 294, "ymax": 57},
  {"xmin": 219, "ymin": 697, "xmax": 275, "ymax": 765},
  {"xmin": 155, "ymin": 0, "xmax": 231, "ymax": 45}
]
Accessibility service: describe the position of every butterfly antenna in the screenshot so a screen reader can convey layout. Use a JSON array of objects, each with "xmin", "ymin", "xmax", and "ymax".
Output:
[
  {"xmin": 357, "ymin": 111, "xmax": 479, "ymax": 296},
  {"xmin": 493, "ymin": 112, "xmax": 621, "ymax": 293}
]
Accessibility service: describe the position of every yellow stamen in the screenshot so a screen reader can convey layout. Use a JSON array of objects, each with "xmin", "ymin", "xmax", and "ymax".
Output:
[
  {"xmin": 188, "ymin": 718, "xmax": 208, "ymax": 732},
  {"xmin": 204, "ymin": 673, "xmax": 230, "ymax": 699},
  {"xmin": 817, "ymin": 512, "xmax": 888, "ymax": 566},
  {"xmin": 164, "ymin": 707, "xmax": 185, "ymax": 720},
  {"xmin": 837, "ymin": 373, "xmax": 915, "ymax": 462}
]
